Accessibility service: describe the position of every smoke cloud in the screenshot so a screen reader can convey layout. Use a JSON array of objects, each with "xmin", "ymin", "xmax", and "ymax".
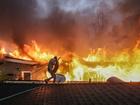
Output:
[{"xmin": 0, "ymin": 0, "xmax": 139, "ymax": 55}]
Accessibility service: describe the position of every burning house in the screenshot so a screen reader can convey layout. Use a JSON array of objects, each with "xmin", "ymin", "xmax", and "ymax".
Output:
[
  {"xmin": 0, "ymin": 56, "xmax": 46, "ymax": 80},
  {"xmin": 0, "ymin": 0, "xmax": 140, "ymax": 82}
]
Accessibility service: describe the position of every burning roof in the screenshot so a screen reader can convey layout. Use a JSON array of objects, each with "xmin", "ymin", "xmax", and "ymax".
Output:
[{"xmin": 4, "ymin": 56, "xmax": 38, "ymax": 65}]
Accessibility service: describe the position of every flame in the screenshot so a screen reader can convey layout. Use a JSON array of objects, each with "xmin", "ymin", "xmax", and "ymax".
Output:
[
  {"xmin": 0, "ymin": 48, "xmax": 6, "ymax": 59},
  {"xmin": 0, "ymin": 40, "xmax": 140, "ymax": 82},
  {"xmin": 23, "ymin": 40, "xmax": 54, "ymax": 63},
  {"xmin": 9, "ymin": 40, "xmax": 54, "ymax": 63}
]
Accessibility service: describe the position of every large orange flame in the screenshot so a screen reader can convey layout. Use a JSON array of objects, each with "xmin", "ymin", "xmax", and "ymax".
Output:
[{"xmin": 0, "ymin": 40, "xmax": 140, "ymax": 82}]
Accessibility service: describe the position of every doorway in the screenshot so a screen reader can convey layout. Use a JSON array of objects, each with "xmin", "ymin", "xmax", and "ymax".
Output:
[{"xmin": 21, "ymin": 71, "xmax": 32, "ymax": 80}]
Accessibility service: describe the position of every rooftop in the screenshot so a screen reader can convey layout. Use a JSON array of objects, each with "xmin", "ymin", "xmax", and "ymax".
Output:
[
  {"xmin": 0, "ymin": 83, "xmax": 140, "ymax": 105},
  {"xmin": 3, "ymin": 56, "xmax": 38, "ymax": 65}
]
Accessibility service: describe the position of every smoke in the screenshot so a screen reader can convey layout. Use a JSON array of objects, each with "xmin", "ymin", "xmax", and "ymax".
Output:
[
  {"xmin": 0, "ymin": 0, "xmax": 139, "ymax": 55},
  {"xmin": 120, "ymin": 0, "xmax": 140, "ymax": 34},
  {"xmin": 0, "ymin": 0, "xmax": 36, "ymax": 48}
]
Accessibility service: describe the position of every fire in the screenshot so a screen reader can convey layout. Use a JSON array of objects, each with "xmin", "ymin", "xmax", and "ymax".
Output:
[
  {"xmin": 0, "ymin": 40, "xmax": 140, "ymax": 82},
  {"xmin": 9, "ymin": 40, "xmax": 54, "ymax": 63},
  {"xmin": 23, "ymin": 40, "xmax": 54, "ymax": 63},
  {"xmin": 0, "ymin": 48, "xmax": 6, "ymax": 59}
]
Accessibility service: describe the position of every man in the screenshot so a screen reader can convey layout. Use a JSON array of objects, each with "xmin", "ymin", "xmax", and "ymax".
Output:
[{"xmin": 45, "ymin": 56, "xmax": 59, "ymax": 84}]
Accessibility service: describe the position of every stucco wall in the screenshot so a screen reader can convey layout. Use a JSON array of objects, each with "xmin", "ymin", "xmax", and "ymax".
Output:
[{"xmin": 0, "ymin": 61, "xmax": 46, "ymax": 80}]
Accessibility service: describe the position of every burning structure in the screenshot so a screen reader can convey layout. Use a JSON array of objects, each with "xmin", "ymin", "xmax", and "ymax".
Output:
[
  {"xmin": 0, "ymin": 55, "xmax": 47, "ymax": 80},
  {"xmin": 0, "ymin": 40, "xmax": 140, "ymax": 82},
  {"xmin": 0, "ymin": 0, "xmax": 140, "ymax": 82}
]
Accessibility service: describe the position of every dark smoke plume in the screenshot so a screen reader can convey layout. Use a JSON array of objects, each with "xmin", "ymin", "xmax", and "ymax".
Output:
[{"xmin": 0, "ymin": 0, "xmax": 139, "ymax": 55}]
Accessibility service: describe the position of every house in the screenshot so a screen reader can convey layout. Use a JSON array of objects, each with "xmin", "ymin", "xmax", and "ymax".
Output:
[{"xmin": 0, "ymin": 56, "xmax": 47, "ymax": 80}]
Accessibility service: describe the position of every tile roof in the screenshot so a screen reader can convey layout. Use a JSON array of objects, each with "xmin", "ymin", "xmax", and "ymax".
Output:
[{"xmin": 0, "ymin": 83, "xmax": 140, "ymax": 105}]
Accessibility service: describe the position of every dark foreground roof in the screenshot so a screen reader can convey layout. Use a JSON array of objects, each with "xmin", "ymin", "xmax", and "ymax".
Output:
[{"xmin": 0, "ymin": 83, "xmax": 140, "ymax": 105}]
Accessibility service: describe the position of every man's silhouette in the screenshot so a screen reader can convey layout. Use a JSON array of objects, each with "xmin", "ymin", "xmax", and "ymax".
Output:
[{"xmin": 45, "ymin": 56, "xmax": 59, "ymax": 84}]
